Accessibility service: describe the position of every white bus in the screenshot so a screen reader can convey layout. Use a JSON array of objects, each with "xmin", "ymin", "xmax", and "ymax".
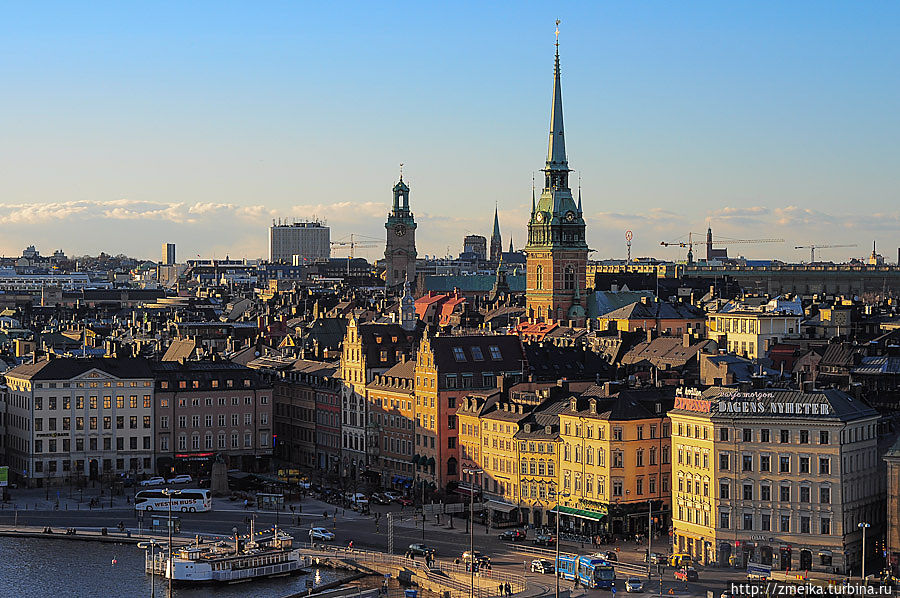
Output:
[{"xmin": 134, "ymin": 489, "xmax": 212, "ymax": 512}]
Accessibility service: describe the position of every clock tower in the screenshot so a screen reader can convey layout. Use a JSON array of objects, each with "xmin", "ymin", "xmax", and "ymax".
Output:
[
  {"xmin": 384, "ymin": 174, "xmax": 417, "ymax": 289},
  {"xmin": 524, "ymin": 28, "xmax": 588, "ymax": 326}
]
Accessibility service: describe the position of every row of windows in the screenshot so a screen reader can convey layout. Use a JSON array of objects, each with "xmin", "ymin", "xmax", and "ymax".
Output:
[
  {"xmin": 34, "ymin": 380, "xmax": 149, "ymax": 389},
  {"xmin": 564, "ymin": 444, "xmax": 670, "ymax": 467},
  {"xmin": 718, "ymin": 453, "xmax": 831, "ymax": 475},
  {"xmin": 562, "ymin": 472, "xmax": 671, "ymax": 497},
  {"xmin": 32, "ymin": 456, "xmax": 152, "ymax": 474},
  {"xmin": 35, "ymin": 415, "xmax": 150, "ymax": 431},
  {"xmin": 159, "ymin": 413, "xmax": 268, "ymax": 429},
  {"xmin": 161, "ymin": 395, "xmax": 268, "ymax": 408},
  {"xmin": 159, "ymin": 378, "xmax": 252, "ymax": 390},
  {"xmin": 159, "ymin": 431, "xmax": 266, "ymax": 451},
  {"xmin": 564, "ymin": 422, "xmax": 670, "ymax": 441},
  {"xmin": 35, "ymin": 395, "xmax": 150, "ymax": 410},
  {"xmin": 34, "ymin": 436, "xmax": 152, "ymax": 453},
  {"xmin": 715, "ymin": 511, "xmax": 830, "ymax": 535}
]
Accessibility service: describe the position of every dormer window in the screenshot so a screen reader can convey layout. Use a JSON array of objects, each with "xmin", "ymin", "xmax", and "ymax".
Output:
[
  {"xmin": 453, "ymin": 347, "xmax": 466, "ymax": 362},
  {"xmin": 470, "ymin": 346, "xmax": 484, "ymax": 361},
  {"xmin": 570, "ymin": 398, "xmax": 577, "ymax": 412}
]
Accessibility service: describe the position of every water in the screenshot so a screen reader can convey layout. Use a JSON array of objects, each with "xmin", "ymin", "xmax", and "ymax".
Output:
[{"xmin": 0, "ymin": 537, "xmax": 344, "ymax": 598}]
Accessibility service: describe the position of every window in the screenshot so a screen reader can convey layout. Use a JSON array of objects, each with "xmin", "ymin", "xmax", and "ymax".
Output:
[
  {"xmin": 742, "ymin": 455, "xmax": 753, "ymax": 471},
  {"xmin": 178, "ymin": 435, "xmax": 187, "ymax": 450},
  {"xmin": 720, "ymin": 512, "xmax": 730, "ymax": 529},
  {"xmin": 780, "ymin": 515, "xmax": 790, "ymax": 532},
  {"xmin": 743, "ymin": 484, "xmax": 753, "ymax": 500},
  {"xmin": 636, "ymin": 477, "xmax": 643, "ymax": 495},
  {"xmin": 821, "ymin": 517, "xmax": 831, "ymax": 535},
  {"xmin": 760, "ymin": 513, "xmax": 770, "ymax": 531},
  {"xmin": 535, "ymin": 265, "xmax": 543, "ymax": 290},
  {"xmin": 613, "ymin": 427, "xmax": 623, "ymax": 441},
  {"xmin": 720, "ymin": 428, "xmax": 729, "ymax": 442},
  {"xmin": 719, "ymin": 453, "xmax": 730, "ymax": 471},
  {"xmin": 780, "ymin": 429, "xmax": 789, "ymax": 443},
  {"xmin": 800, "ymin": 516, "xmax": 810, "ymax": 534},
  {"xmin": 820, "ymin": 431, "xmax": 829, "ymax": 445},
  {"xmin": 743, "ymin": 513, "xmax": 753, "ymax": 530},
  {"xmin": 779, "ymin": 456, "xmax": 790, "ymax": 473},
  {"xmin": 470, "ymin": 346, "xmax": 484, "ymax": 361},
  {"xmin": 103, "ymin": 396, "xmax": 111, "ymax": 409},
  {"xmin": 612, "ymin": 480, "xmax": 623, "ymax": 497},
  {"xmin": 761, "ymin": 429, "xmax": 770, "ymax": 443},
  {"xmin": 160, "ymin": 416, "xmax": 168, "ymax": 429},
  {"xmin": 780, "ymin": 486, "xmax": 790, "ymax": 502},
  {"xmin": 130, "ymin": 416, "xmax": 138, "ymax": 429},
  {"xmin": 800, "ymin": 487, "xmax": 810, "ymax": 503},
  {"xmin": 820, "ymin": 487, "xmax": 831, "ymax": 504},
  {"xmin": 819, "ymin": 458, "xmax": 830, "ymax": 475},
  {"xmin": 452, "ymin": 347, "xmax": 466, "ymax": 362},
  {"xmin": 636, "ymin": 449, "xmax": 644, "ymax": 467},
  {"xmin": 488, "ymin": 345, "xmax": 502, "ymax": 360},
  {"xmin": 612, "ymin": 451, "xmax": 623, "ymax": 468},
  {"xmin": 800, "ymin": 457, "xmax": 810, "ymax": 473},
  {"xmin": 720, "ymin": 483, "xmax": 730, "ymax": 499},
  {"xmin": 799, "ymin": 430, "xmax": 809, "ymax": 444},
  {"xmin": 743, "ymin": 428, "xmax": 752, "ymax": 442}
]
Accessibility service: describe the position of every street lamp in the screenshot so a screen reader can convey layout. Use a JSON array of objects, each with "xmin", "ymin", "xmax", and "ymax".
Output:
[
  {"xmin": 549, "ymin": 488, "xmax": 571, "ymax": 598},
  {"xmin": 137, "ymin": 539, "xmax": 163, "ymax": 598},
  {"xmin": 161, "ymin": 488, "xmax": 182, "ymax": 597},
  {"xmin": 463, "ymin": 468, "xmax": 484, "ymax": 598},
  {"xmin": 859, "ymin": 522, "xmax": 871, "ymax": 581}
]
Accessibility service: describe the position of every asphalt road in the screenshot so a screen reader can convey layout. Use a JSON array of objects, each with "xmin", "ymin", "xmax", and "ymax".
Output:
[{"xmin": 0, "ymin": 496, "xmax": 733, "ymax": 596}]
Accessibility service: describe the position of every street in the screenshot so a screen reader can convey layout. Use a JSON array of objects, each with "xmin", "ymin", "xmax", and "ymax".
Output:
[{"xmin": 0, "ymin": 490, "xmax": 741, "ymax": 596}]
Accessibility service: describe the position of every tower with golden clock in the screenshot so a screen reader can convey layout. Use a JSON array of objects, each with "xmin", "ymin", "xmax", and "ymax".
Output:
[
  {"xmin": 524, "ymin": 27, "xmax": 588, "ymax": 326},
  {"xmin": 384, "ymin": 174, "xmax": 417, "ymax": 289}
]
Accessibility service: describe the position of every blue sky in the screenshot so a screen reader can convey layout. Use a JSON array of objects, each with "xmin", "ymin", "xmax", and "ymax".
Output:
[{"xmin": 1, "ymin": 2, "xmax": 898, "ymax": 263}]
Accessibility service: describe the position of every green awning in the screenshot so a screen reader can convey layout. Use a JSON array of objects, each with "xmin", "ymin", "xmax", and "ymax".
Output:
[{"xmin": 550, "ymin": 505, "xmax": 606, "ymax": 522}]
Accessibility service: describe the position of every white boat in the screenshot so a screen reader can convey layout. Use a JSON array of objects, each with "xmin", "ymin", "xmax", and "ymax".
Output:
[{"xmin": 145, "ymin": 523, "xmax": 304, "ymax": 583}]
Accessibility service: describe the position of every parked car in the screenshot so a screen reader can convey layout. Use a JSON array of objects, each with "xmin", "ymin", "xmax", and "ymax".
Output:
[
  {"xmin": 644, "ymin": 551, "xmax": 664, "ymax": 564},
  {"xmin": 531, "ymin": 559, "xmax": 555, "ymax": 574},
  {"xmin": 383, "ymin": 491, "xmax": 402, "ymax": 502},
  {"xmin": 141, "ymin": 476, "xmax": 165, "ymax": 487},
  {"xmin": 166, "ymin": 474, "xmax": 193, "ymax": 485},
  {"xmin": 625, "ymin": 577, "xmax": 644, "ymax": 592},
  {"xmin": 674, "ymin": 567, "xmax": 698, "ymax": 582},
  {"xmin": 498, "ymin": 529, "xmax": 526, "ymax": 541},
  {"xmin": 396, "ymin": 496, "xmax": 413, "ymax": 506},
  {"xmin": 370, "ymin": 493, "xmax": 391, "ymax": 505},
  {"xmin": 533, "ymin": 532, "xmax": 556, "ymax": 546},
  {"xmin": 408, "ymin": 543, "xmax": 435, "ymax": 557},
  {"xmin": 461, "ymin": 550, "xmax": 491, "ymax": 566},
  {"xmin": 309, "ymin": 527, "xmax": 335, "ymax": 541}
]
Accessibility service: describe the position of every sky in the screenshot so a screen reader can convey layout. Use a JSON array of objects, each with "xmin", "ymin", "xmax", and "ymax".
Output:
[{"xmin": 1, "ymin": 2, "xmax": 898, "ymax": 264}]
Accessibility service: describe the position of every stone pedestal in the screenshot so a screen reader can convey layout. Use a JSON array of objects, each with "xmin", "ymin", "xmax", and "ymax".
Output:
[{"xmin": 210, "ymin": 461, "xmax": 229, "ymax": 497}]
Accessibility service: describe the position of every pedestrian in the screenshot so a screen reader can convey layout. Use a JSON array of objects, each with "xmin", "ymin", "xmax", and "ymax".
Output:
[
  {"xmin": 499, "ymin": 583, "xmax": 504, "ymax": 596},
  {"xmin": 348, "ymin": 540, "xmax": 353, "ymax": 549},
  {"xmin": 505, "ymin": 582, "xmax": 511, "ymax": 596}
]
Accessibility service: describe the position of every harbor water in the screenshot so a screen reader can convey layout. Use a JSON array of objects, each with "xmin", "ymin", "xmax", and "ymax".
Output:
[{"xmin": 0, "ymin": 537, "xmax": 344, "ymax": 597}]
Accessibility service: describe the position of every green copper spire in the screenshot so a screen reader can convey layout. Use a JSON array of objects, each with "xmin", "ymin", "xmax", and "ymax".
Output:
[
  {"xmin": 492, "ymin": 204, "xmax": 501, "ymax": 239},
  {"xmin": 547, "ymin": 21, "xmax": 567, "ymax": 169}
]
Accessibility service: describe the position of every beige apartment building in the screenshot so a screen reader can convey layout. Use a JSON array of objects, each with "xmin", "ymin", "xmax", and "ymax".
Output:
[
  {"xmin": 670, "ymin": 386, "xmax": 882, "ymax": 575},
  {"xmin": 707, "ymin": 311, "xmax": 801, "ymax": 360}
]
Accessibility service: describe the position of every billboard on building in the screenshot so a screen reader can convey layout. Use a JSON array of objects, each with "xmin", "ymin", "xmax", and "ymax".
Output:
[{"xmin": 0, "ymin": 466, "xmax": 8, "ymax": 487}]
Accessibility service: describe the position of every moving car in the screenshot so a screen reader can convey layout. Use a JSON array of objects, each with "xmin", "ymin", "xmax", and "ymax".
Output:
[
  {"xmin": 669, "ymin": 553, "xmax": 692, "ymax": 568},
  {"xmin": 370, "ymin": 493, "xmax": 392, "ymax": 505},
  {"xmin": 625, "ymin": 577, "xmax": 644, "ymax": 592},
  {"xmin": 309, "ymin": 527, "xmax": 335, "ymax": 541},
  {"xmin": 498, "ymin": 529, "xmax": 526, "ymax": 541},
  {"xmin": 531, "ymin": 559, "xmax": 555, "ymax": 574},
  {"xmin": 396, "ymin": 496, "xmax": 413, "ymax": 506},
  {"xmin": 644, "ymin": 551, "xmax": 664, "ymax": 564},
  {"xmin": 346, "ymin": 492, "xmax": 369, "ymax": 506},
  {"xmin": 533, "ymin": 532, "xmax": 556, "ymax": 546},
  {"xmin": 461, "ymin": 550, "xmax": 491, "ymax": 566},
  {"xmin": 384, "ymin": 491, "xmax": 401, "ymax": 502},
  {"xmin": 166, "ymin": 474, "xmax": 192, "ymax": 485},
  {"xmin": 141, "ymin": 476, "xmax": 165, "ymax": 487},
  {"xmin": 603, "ymin": 550, "xmax": 618, "ymax": 562},
  {"xmin": 674, "ymin": 567, "xmax": 698, "ymax": 582},
  {"xmin": 408, "ymin": 543, "xmax": 435, "ymax": 557}
]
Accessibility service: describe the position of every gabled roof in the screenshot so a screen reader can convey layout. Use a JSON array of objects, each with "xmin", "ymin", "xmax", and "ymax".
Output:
[
  {"xmin": 620, "ymin": 337, "xmax": 717, "ymax": 368},
  {"xmin": 429, "ymin": 334, "xmax": 525, "ymax": 375}
]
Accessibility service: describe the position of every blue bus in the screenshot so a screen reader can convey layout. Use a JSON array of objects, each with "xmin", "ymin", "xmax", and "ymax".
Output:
[{"xmin": 556, "ymin": 554, "xmax": 616, "ymax": 589}]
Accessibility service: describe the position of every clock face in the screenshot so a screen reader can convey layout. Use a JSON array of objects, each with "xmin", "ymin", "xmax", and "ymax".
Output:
[
  {"xmin": 535, "ymin": 212, "xmax": 544, "ymax": 223},
  {"xmin": 395, "ymin": 224, "xmax": 407, "ymax": 237},
  {"xmin": 565, "ymin": 211, "xmax": 576, "ymax": 222}
]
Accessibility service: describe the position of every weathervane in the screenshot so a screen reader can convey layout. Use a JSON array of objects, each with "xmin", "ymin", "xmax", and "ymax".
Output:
[
  {"xmin": 555, "ymin": 19, "xmax": 560, "ymax": 48},
  {"xmin": 399, "ymin": 162, "xmax": 404, "ymax": 179}
]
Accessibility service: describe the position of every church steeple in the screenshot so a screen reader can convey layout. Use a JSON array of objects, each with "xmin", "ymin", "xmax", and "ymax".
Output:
[
  {"xmin": 547, "ymin": 21, "xmax": 567, "ymax": 170},
  {"xmin": 490, "ymin": 204, "xmax": 502, "ymax": 261}
]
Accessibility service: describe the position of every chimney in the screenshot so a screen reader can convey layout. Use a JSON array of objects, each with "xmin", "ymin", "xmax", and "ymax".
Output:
[
  {"xmin": 646, "ymin": 329, "xmax": 655, "ymax": 344},
  {"xmin": 750, "ymin": 374, "xmax": 766, "ymax": 390},
  {"xmin": 802, "ymin": 380, "xmax": 815, "ymax": 393},
  {"xmin": 556, "ymin": 378, "xmax": 569, "ymax": 393}
]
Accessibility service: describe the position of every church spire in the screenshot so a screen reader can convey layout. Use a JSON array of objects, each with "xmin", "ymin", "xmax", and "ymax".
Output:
[
  {"xmin": 547, "ymin": 20, "xmax": 567, "ymax": 169},
  {"xmin": 492, "ymin": 204, "xmax": 501, "ymax": 239}
]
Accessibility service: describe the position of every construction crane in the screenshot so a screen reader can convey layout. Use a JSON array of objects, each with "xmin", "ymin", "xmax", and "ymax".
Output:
[
  {"xmin": 660, "ymin": 232, "xmax": 783, "ymax": 263},
  {"xmin": 330, "ymin": 234, "xmax": 378, "ymax": 276},
  {"xmin": 794, "ymin": 243, "xmax": 858, "ymax": 263}
]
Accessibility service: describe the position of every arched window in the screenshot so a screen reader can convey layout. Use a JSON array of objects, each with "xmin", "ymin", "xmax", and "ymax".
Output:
[
  {"xmin": 447, "ymin": 457, "xmax": 457, "ymax": 476},
  {"xmin": 530, "ymin": 460, "xmax": 536, "ymax": 475},
  {"xmin": 536, "ymin": 265, "xmax": 543, "ymax": 290}
]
